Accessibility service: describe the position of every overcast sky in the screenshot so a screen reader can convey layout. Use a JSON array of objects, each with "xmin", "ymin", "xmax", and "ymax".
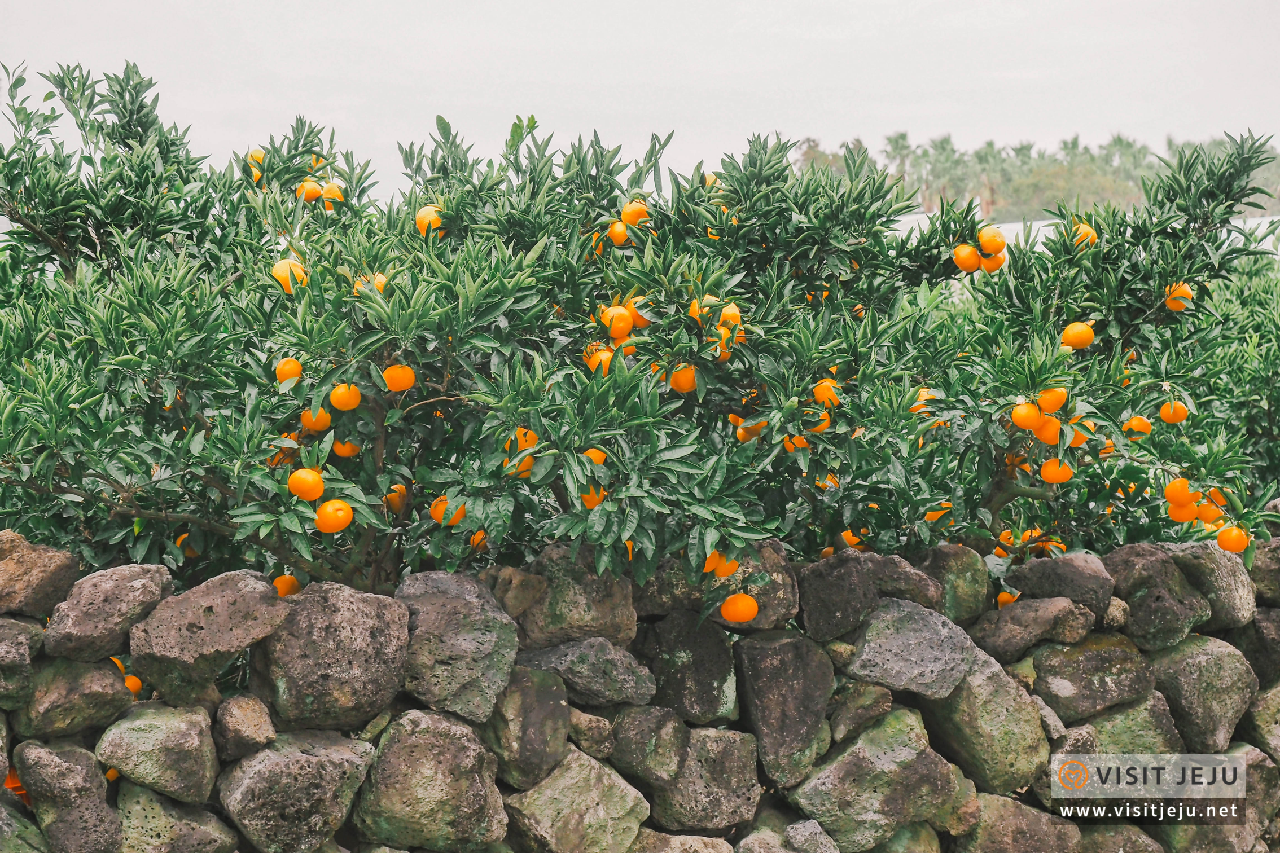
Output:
[{"xmin": 3, "ymin": 0, "xmax": 1278, "ymax": 197}]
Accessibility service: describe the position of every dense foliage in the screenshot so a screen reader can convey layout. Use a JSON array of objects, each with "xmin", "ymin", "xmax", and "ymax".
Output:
[{"xmin": 1, "ymin": 63, "xmax": 1277, "ymax": 603}]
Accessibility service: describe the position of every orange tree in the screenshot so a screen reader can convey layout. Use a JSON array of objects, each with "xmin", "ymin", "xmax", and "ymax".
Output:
[{"xmin": 1, "ymin": 62, "xmax": 1277, "ymax": 606}]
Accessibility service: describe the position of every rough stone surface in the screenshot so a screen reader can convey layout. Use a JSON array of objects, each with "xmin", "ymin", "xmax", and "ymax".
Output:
[
  {"xmin": 476, "ymin": 665, "xmax": 570, "ymax": 790},
  {"xmin": 1145, "ymin": 742, "xmax": 1280, "ymax": 853},
  {"xmin": 1103, "ymin": 543, "xmax": 1212, "ymax": 651},
  {"xmin": 628, "ymin": 828, "xmax": 731, "ymax": 852},
  {"xmin": 517, "ymin": 543, "xmax": 638, "ymax": 650},
  {"xmin": 569, "ymin": 708, "xmax": 614, "ymax": 760},
  {"xmin": 1168, "ymin": 541, "xmax": 1257, "ymax": 631},
  {"xmin": 1226, "ymin": 607, "xmax": 1280, "ymax": 689},
  {"xmin": 1252, "ymin": 538, "xmax": 1280, "ymax": 608},
  {"xmin": 117, "ymin": 779, "xmax": 238, "ymax": 853},
  {"xmin": 13, "ymin": 739, "xmax": 121, "ymax": 853},
  {"xmin": 213, "ymin": 694, "xmax": 276, "ymax": 762},
  {"xmin": 130, "ymin": 570, "xmax": 289, "ymax": 707},
  {"xmin": 43, "ymin": 563, "xmax": 172, "ymax": 662},
  {"xmin": 1032, "ymin": 695, "xmax": 1067, "ymax": 741},
  {"xmin": 1102, "ymin": 596, "xmax": 1129, "ymax": 630},
  {"xmin": 11, "ymin": 657, "xmax": 134, "ymax": 739},
  {"xmin": 1005, "ymin": 552, "xmax": 1115, "ymax": 620},
  {"xmin": 0, "ymin": 617, "xmax": 44, "ymax": 711},
  {"xmin": 505, "ymin": 747, "xmax": 649, "ymax": 853},
  {"xmin": 866, "ymin": 823, "xmax": 940, "ymax": 853},
  {"xmin": 352, "ymin": 710, "xmax": 505, "ymax": 851},
  {"xmin": 651, "ymin": 729, "xmax": 761, "ymax": 833},
  {"xmin": 949, "ymin": 794, "xmax": 1081, "ymax": 853},
  {"xmin": 845, "ymin": 599, "xmax": 975, "ymax": 699},
  {"xmin": 484, "ymin": 565, "xmax": 550, "ymax": 620},
  {"xmin": 609, "ymin": 705, "xmax": 690, "ymax": 789},
  {"xmin": 1032, "ymin": 634, "xmax": 1154, "ymax": 724},
  {"xmin": 1242, "ymin": 683, "xmax": 1280, "ymax": 765},
  {"xmin": 518, "ymin": 637, "xmax": 656, "ymax": 707},
  {"xmin": 828, "ymin": 680, "xmax": 893, "ymax": 743},
  {"xmin": 251, "ymin": 582, "xmax": 410, "ymax": 730},
  {"xmin": 708, "ymin": 541, "xmax": 798, "ymax": 632},
  {"xmin": 1076, "ymin": 822, "xmax": 1163, "ymax": 853},
  {"xmin": 219, "ymin": 730, "xmax": 374, "ymax": 853},
  {"xmin": 1089, "ymin": 691, "xmax": 1186, "ymax": 754},
  {"xmin": 967, "ymin": 597, "xmax": 1094, "ymax": 664},
  {"xmin": 0, "ymin": 531, "xmax": 79, "ymax": 619},
  {"xmin": 0, "ymin": 796, "xmax": 47, "ymax": 852},
  {"xmin": 784, "ymin": 820, "xmax": 840, "ymax": 853},
  {"xmin": 1148, "ymin": 634, "xmax": 1259, "ymax": 753},
  {"xmin": 396, "ymin": 571, "xmax": 518, "ymax": 722},
  {"xmin": 918, "ymin": 650, "xmax": 1050, "ymax": 795},
  {"xmin": 96, "ymin": 702, "xmax": 218, "ymax": 804},
  {"xmin": 856, "ymin": 554, "xmax": 943, "ymax": 611},
  {"xmin": 914, "ymin": 544, "xmax": 991, "ymax": 626},
  {"xmin": 635, "ymin": 610, "xmax": 738, "ymax": 724},
  {"xmin": 786, "ymin": 708, "xmax": 978, "ymax": 852},
  {"xmin": 792, "ymin": 551, "xmax": 879, "ymax": 642},
  {"xmin": 632, "ymin": 560, "xmax": 703, "ymax": 619},
  {"xmin": 735, "ymin": 631, "xmax": 834, "ymax": 787}
]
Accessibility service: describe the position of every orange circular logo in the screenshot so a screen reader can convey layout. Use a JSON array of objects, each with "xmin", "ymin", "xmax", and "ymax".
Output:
[{"xmin": 1058, "ymin": 760, "xmax": 1089, "ymax": 790}]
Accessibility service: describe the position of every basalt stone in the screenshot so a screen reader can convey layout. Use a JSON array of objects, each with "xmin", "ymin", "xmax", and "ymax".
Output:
[
  {"xmin": 13, "ymin": 739, "xmax": 121, "ymax": 853},
  {"xmin": 786, "ymin": 708, "xmax": 978, "ymax": 852},
  {"xmin": 608, "ymin": 705, "xmax": 689, "ymax": 789},
  {"xmin": 632, "ymin": 559, "xmax": 703, "ymax": 619},
  {"xmin": 0, "ymin": 530, "xmax": 79, "ymax": 619},
  {"xmin": 866, "ymin": 823, "xmax": 940, "ymax": 853},
  {"xmin": 1054, "ymin": 724, "xmax": 1100, "ymax": 756},
  {"xmin": 914, "ymin": 544, "xmax": 991, "ymax": 626},
  {"xmin": 1103, "ymin": 543, "xmax": 1211, "ymax": 651},
  {"xmin": 352, "ymin": 711, "xmax": 506, "ymax": 851},
  {"xmin": 396, "ymin": 571, "xmax": 518, "ymax": 722},
  {"xmin": 1252, "ymin": 539, "xmax": 1280, "ymax": 607},
  {"xmin": 220, "ymin": 730, "xmax": 374, "ymax": 853},
  {"xmin": 43, "ymin": 563, "xmax": 172, "ymax": 662},
  {"xmin": 96, "ymin": 702, "xmax": 218, "ymax": 804},
  {"xmin": 518, "ymin": 637, "xmax": 656, "ymax": 707},
  {"xmin": 1167, "ymin": 541, "xmax": 1256, "ymax": 631},
  {"xmin": 213, "ymin": 694, "xmax": 276, "ymax": 762},
  {"xmin": 1076, "ymin": 822, "xmax": 1163, "ymax": 853},
  {"xmin": 0, "ymin": 795, "xmax": 47, "ymax": 852},
  {"xmin": 129, "ymin": 570, "xmax": 289, "ymax": 707},
  {"xmin": 517, "ymin": 542, "xmax": 638, "ymax": 650},
  {"xmin": 792, "ymin": 550, "xmax": 879, "ymax": 642},
  {"xmin": 636, "ymin": 610, "xmax": 737, "ymax": 724},
  {"xmin": 0, "ymin": 617, "xmax": 44, "ymax": 711},
  {"xmin": 651, "ymin": 729, "xmax": 761, "ymax": 833},
  {"xmin": 1226, "ymin": 607, "xmax": 1280, "ymax": 689},
  {"xmin": 1005, "ymin": 552, "xmax": 1115, "ymax": 620},
  {"xmin": 709, "ymin": 541, "xmax": 798, "ymax": 633},
  {"xmin": 857, "ymin": 554, "xmax": 943, "ymax": 612},
  {"xmin": 1089, "ymin": 691, "xmax": 1186, "ymax": 754},
  {"xmin": 117, "ymin": 779, "xmax": 238, "ymax": 853},
  {"xmin": 735, "ymin": 830, "xmax": 787, "ymax": 853},
  {"xmin": 1145, "ymin": 742, "xmax": 1280, "ymax": 853},
  {"xmin": 784, "ymin": 820, "xmax": 840, "ymax": 853},
  {"xmin": 918, "ymin": 650, "xmax": 1050, "ymax": 795},
  {"xmin": 569, "ymin": 708, "xmax": 614, "ymax": 760},
  {"xmin": 627, "ymin": 827, "xmax": 732, "ymax": 852},
  {"xmin": 1148, "ymin": 634, "xmax": 1258, "ymax": 753},
  {"xmin": 1102, "ymin": 596, "xmax": 1129, "ymax": 630},
  {"xmin": 828, "ymin": 680, "xmax": 892, "ymax": 743},
  {"xmin": 845, "ymin": 598, "xmax": 975, "ymax": 700},
  {"xmin": 1032, "ymin": 695, "xmax": 1067, "ymax": 741},
  {"xmin": 1032, "ymin": 634, "xmax": 1154, "ymax": 724},
  {"xmin": 735, "ymin": 631, "xmax": 834, "ymax": 787},
  {"xmin": 477, "ymin": 666, "xmax": 571, "ymax": 790},
  {"xmin": 505, "ymin": 747, "xmax": 648, "ymax": 853},
  {"xmin": 1242, "ymin": 684, "xmax": 1280, "ymax": 765},
  {"xmin": 967, "ymin": 597, "xmax": 1093, "ymax": 664},
  {"xmin": 483, "ymin": 565, "xmax": 550, "ymax": 620},
  {"xmin": 11, "ymin": 657, "xmax": 134, "ymax": 739},
  {"xmin": 251, "ymin": 582, "xmax": 409, "ymax": 731},
  {"xmin": 949, "ymin": 793, "xmax": 1081, "ymax": 853}
]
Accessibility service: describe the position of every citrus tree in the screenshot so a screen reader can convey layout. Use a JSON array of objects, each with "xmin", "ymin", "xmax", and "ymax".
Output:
[{"xmin": 1, "ymin": 62, "xmax": 1276, "ymax": 615}]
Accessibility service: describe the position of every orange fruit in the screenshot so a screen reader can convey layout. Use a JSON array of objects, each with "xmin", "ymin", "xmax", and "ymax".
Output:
[
  {"xmin": 1168, "ymin": 501, "xmax": 1199, "ymax": 523},
  {"xmin": 296, "ymin": 180, "xmax": 322, "ymax": 202},
  {"xmin": 1123, "ymin": 416, "xmax": 1152, "ymax": 439},
  {"xmin": 1159, "ymin": 401, "xmax": 1189, "ymax": 424},
  {"xmin": 1209, "ymin": 487, "xmax": 1228, "ymax": 507},
  {"xmin": 625, "ymin": 298, "xmax": 652, "ymax": 329},
  {"xmin": 980, "ymin": 252, "xmax": 1006, "ymax": 274},
  {"xmin": 706, "ymin": 227, "xmax": 720, "ymax": 240},
  {"xmin": 953, "ymin": 244, "xmax": 981, "ymax": 274},
  {"xmin": 997, "ymin": 591, "xmax": 1019, "ymax": 608},
  {"xmin": 384, "ymin": 484, "xmax": 408, "ymax": 513},
  {"xmin": 355, "ymin": 273, "xmax": 387, "ymax": 295},
  {"xmin": 704, "ymin": 173, "xmax": 718, "ymax": 186},
  {"xmin": 909, "ymin": 388, "xmax": 939, "ymax": 414},
  {"xmin": 625, "ymin": 539, "xmax": 635, "ymax": 560},
  {"xmin": 330, "ymin": 384, "xmax": 362, "ymax": 412},
  {"xmin": 783, "ymin": 435, "xmax": 809, "ymax": 452},
  {"xmin": 841, "ymin": 529, "xmax": 864, "ymax": 549},
  {"xmin": 586, "ymin": 347, "xmax": 614, "ymax": 376},
  {"xmin": 1040, "ymin": 458, "xmax": 1073, "ymax": 483},
  {"xmin": 813, "ymin": 378, "xmax": 841, "ymax": 408},
  {"xmin": 608, "ymin": 220, "xmax": 629, "ymax": 246},
  {"xmin": 1061, "ymin": 322, "xmax": 1095, "ymax": 349},
  {"xmin": 808, "ymin": 411, "xmax": 832, "ymax": 433},
  {"xmin": 383, "ymin": 364, "xmax": 416, "ymax": 393},
  {"xmin": 720, "ymin": 593, "xmax": 759, "ymax": 623},
  {"xmin": 125, "ymin": 675, "xmax": 143, "ymax": 695},
  {"xmin": 1100, "ymin": 438, "xmax": 1116, "ymax": 457},
  {"xmin": 111, "ymin": 657, "xmax": 126, "ymax": 675},
  {"xmin": 272, "ymin": 259, "xmax": 308, "ymax": 294},
  {"xmin": 1069, "ymin": 420, "xmax": 1094, "ymax": 447},
  {"xmin": 719, "ymin": 302, "xmax": 742, "ymax": 328},
  {"xmin": 430, "ymin": 495, "xmax": 466, "ymax": 526},
  {"xmin": 1164, "ymin": 282, "xmax": 1194, "ymax": 312},
  {"xmin": 583, "ymin": 448, "xmax": 607, "ymax": 465},
  {"xmin": 1197, "ymin": 502, "xmax": 1224, "ymax": 524},
  {"xmin": 248, "ymin": 148, "xmax": 265, "ymax": 165},
  {"xmin": 1038, "ymin": 388, "xmax": 1068, "ymax": 414},
  {"xmin": 416, "ymin": 205, "xmax": 443, "ymax": 236},
  {"xmin": 670, "ymin": 364, "xmax": 696, "ymax": 394},
  {"xmin": 925, "ymin": 502, "xmax": 952, "ymax": 522},
  {"xmin": 613, "ymin": 335, "xmax": 637, "ymax": 356},
  {"xmin": 1217, "ymin": 526, "xmax": 1249, "ymax": 553},
  {"xmin": 1033, "ymin": 415, "xmax": 1062, "ymax": 445},
  {"xmin": 300, "ymin": 407, "xmax": 331, "ymax": 432},
  {"xmin": 276, "ymin": 358, "xmax": 303, "ymax": 383},
  {"xmin": 621, "ymin": 200, "xmax": 648, "ymax": 227},
  {"xmin": 288, "ymin": 468, "xmax": 325, "ymax": 501},
  {"xmin": 321, "ymin": 182, "xmax": 343, "ymax": 211},
  {"xmin": 1074, "ymin": 222, "xmax": 1098, "ymax": 247},
  {"xmin": 601, "ymin": 305, "xmax": 634, "ymax": 338},
  {"xmin": 816, "ymin": 472, "xmax": 839, "ymax": 490},
  {"xmin": 470, "ymin": 530, "xmax": 488, "ymax": 550},
  {"xmin": 274, "ymin": 575, "xmax": 301, "ymax": 597},
  {"xmin": 332, "ymin": 440, "xmax": 361, "ymax": 457},
  {"xmin": 1011, "ymin": 402, "xmax": 1044, "ymax": 430},
  {"xmin": 105, "ymin": 768, "xmax": 120, "ymax": 782},
  {"xmin": 315, "ymin": 499, "xmax": 353, "ymax": 533},
  {"xmin": 978, "ymin": 226, "xmax": 1006, "ymax": 256},
  {"xmin": 581, "ymin": 486, "xmax": 607, "ymax": 509},
  {"xmin": 1163, "ymin": 478, "xmax": 1202, "ymax": 506}
]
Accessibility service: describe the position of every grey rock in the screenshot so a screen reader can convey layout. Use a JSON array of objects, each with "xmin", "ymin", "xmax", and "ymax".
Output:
[
  {"xmin": 1145, "ymin": 742, "xmax": 1280, "ymax": 853},
  {"xmin": 1148, "ymin": 634, "xmax": 1259, "ymax": 753},
  {"xmin": 117, "ymin": 779, "xmax": 238, "ymax": 853},
  {"xmin": 95, "ymin": 702, "xmax": 218, "ymax": 804},
  {"xmin": 0, "ymin": 531, "xmax": 79, "ymax": 618},
  {"xmin": 1226, "ymin": 607, "xmax": 1280, "ymax": 689},
  {"xmin": 1242, "ymin": 683, "xmax": 1280, "ymax": 765},
  {"xmin": 0, "ymin": 617, "xmax": 44, "ymax": 711},
  {"xmin": 1168, "ymin": 540, "xmax": 1257, "ymax": 631},
  {"xmin": 856, "ymin": 554, "xmax": 943, "ymax": 611},
  {"xmin": 967, "ymin": 597, "xmax": 1093, "ymax": 664},
  {"xmin": 1076, "ymin": 822, "xmax": 1162, "ymax": 853},
  {"xmin": 1005, "ymin": 552, "xmax": 1115, "ymax": 620},
  {"xmin": 43, "ymin": 563, "xmax": 172, "ymax": 662},
  {"xmin": 517, "ymin": 542, "xmax": 638, "ymax": 650},
  {"xmin": 866, "ymin": 823, "xmax": 941, "ymax": 853},
  {"xmin": 396, "ymin": 571, "xmax": 518, "ymax": 723},
  {"xmin": 608, "ymin": 705, "xmax": 690, "ymax": 789},
  {"xmin": 1032, "ymin": 634, "xmax": 1154, "ymax": 723},
  {"xmin": 569, "ymin": 708, "xmax": 614, "ymax": 760},
  {"xmin": 477, "ymin": 665, "xmax": 571, "ymax": 790},
  {"xmin": 709, "ymin": 541, "xmax": 799, "ymax": 632},
  {"xmin": 1102, "ymin": 596, "xmax": 1129, "ymax": 630},
  {"xmin": 213, "ymin": 694, "xmax": 276, "ymax": 762},
  {"xmin": 1031, "ymin": 695, "xmax": 1067, "ymax": 741},
  {"xmin": 636, "ymin": 610, "xmax": 738, "ymax": 724},
  {"xmin": 0, "ymin": 795, "xmax": 47, "ymax": 852},
  {"xmin": 735, "ymin": 830, "xmax": 787, "ymax": 853},
  {"xmin": 219, "ymin": 730, "xmax": 374, "ymax": 853},
  {"xmin": 949, "ymin": 793, "xmax": 1081, "ymax": 853},
  {"xmin": 628, "ymin": 827, "xmax": 732, "ymax": 852},
  {"xmin": 1103, "ymin": 543, "xmax": 1211, "ymax": 651},
  {"xmin": 651, "ymin": 729, "xmax": 761, "ymax": 833},
  {"xmin": 483, "ymin": 564, "xmax": 550, "ymax": 620},
  {"xmin": 11, "ymin": 657, "xmax": 134, "ymax": 739},
  {"xmin": 632, "ymin": 559, "xmax": 704, "ymax": 619},
  {"xmin": 518, "ymin": 637, "xmax": 655, "ymax": 706},
  {"xmin": 828, "ymin": 680, "xmax": 892, "ymax": 743},
  {"xmin": 845, "ymin": 599, "xmax": 975, "ymax": 699},
  {"xmin": 1053, "ymin": 724, "xmax": 1100, "ymax": 755},
  {"xmin": 784, "ymin": 820, "xmax": 839, "ymax": 853},
  {"xmin": 914, "ymin": 544, "xmax": 991, "ymax": 626},
  {"xmin": 129, "ymin": 570, "xmax": 289, "ymax": 707},
  {"xmin": 13, "ymin": 739, "xmax": 121, "ymax": 853},
  {"xmin": 1251, "ymin": 539, "xmax": 1280, "ymax": 607},
  {"xmin": 1090, "ymin": 691, "xmax": 1186, "ymax": 754},
  {"xmin": 792, "ymin": 550, "xmax": 879, "ymax": 642}
]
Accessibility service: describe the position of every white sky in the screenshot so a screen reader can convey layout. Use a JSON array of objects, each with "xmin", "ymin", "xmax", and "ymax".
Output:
[{"xmin": 2, "ymin": 0, "xmax": 1278, "ymax": 197}]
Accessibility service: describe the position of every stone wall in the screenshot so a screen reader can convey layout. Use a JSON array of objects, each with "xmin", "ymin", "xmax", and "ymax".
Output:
[{"xmin": 2, "ymin": 527, "xmax": 1280, "ymax": 852}]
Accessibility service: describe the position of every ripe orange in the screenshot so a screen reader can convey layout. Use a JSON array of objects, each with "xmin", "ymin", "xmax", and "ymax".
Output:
[
  {"xmin": 1074, "ymin": 222, "xmax": 1098, "ymax": 247},
  {"xmin": 276, "ymin": 357, "xmax": 303, "ymax": 383},
  {"xmin": 1100, "ymin": 438, "xmax": 1116, "ymax": 457},
  {"xmin": 384, "ymin": 484, "xmax": 408, "ymax": 513},
  {"xmin": 808, "ymin": 411, "xmax": 832, "ymax": 433},
  {"xmin": 111, "ymin": 657, "xmax": 126, "ymax": 675},
  {"xmin": 503, "ymin": 428, "xmax": 539, "ymax": 477},
  {"xmin": 332, "ymin": 440, "xmax": 361, "ymax": 457},
  {"xmin": 288, "ymin": 468, "xmax": 325, "ymax": 501},
  {"xmin": 416, "ymin": 205, "xmax": 443, "ymax": 237},
  {"xmin": 980, "ymin": 252, "xmax": 1006, "ymax": 274},
  {"xmin": 1069, "ymin": 419, "xmax": 1094, "ymax": 447},
  {"xmin": 625, "ymin": 298, "xmax": 652, "ymax": 329},
  {"xmin": 719, "ymin": 302, "xmax": 742, "ymax": 328},
  {"xmin": 355, "ymin": 273, "xmax": 387, "ymax": 295},
  {"xmin": 470, "ymin": 530, "xmax": 488, "ymax": 550},
  {"xmin": 978, "ymin": 226, "xmax": 1006, "ymax": 256},
  {"xmin": 586, "ymin": 347, "xmax": 614, "ymax": 376},
  {"xmin": 819, "ymin": 546, "xmax": 835, "ymax": 558},
  {"xmin": 1062, "ymin": 322, "xmax": 1095, "ymax": 349},
  {"xmin": 608, "ymin": 220, "xmax": 629, "ymax": 246},
  {"xmin": 841, "ymin": 529, "xmax": 865, "ymax": 549},
  {"xmin": 997, "ymin": 591, "xmax": 1019, "ymax": 608},
  {"xmin": 1217, "ymin": 526, "xmax": 1249, "ymax": 553},
  {"xmin": 1165, "ymin": 282, "xmax": 1194, "ymax": 312},
  {"xmin": 1040, "ymin": 458, "xmax": 1074, "ymax": 483},
  {"xmin": 1011, "ymin": 402, "xmax": 1044, "ymax": 430},
  {"xmin": 330, "ymin": 384, "xmax": 362, "ymax": 412},
  {"xmin": 621, "ymin": 200, "xmax": 648, "ymax": 227},
  {"xmin": 430, "ymin": 495, "xmax": 466, "ymax": 526},
  {"xmin": 1159, "ymin": 401, "xmax": 1189, "ymax": 424},
  {"xmin": 383, "ymin": 364, "xmax": 416, "ymax": 393},
  {"xmin": 1197, "ymin": 502, "xmax": 1224, "ymax": 524},
  {"xmin": 1209, "ymin": 487, "xmax": 1228, "ymax": 507},
  {"xmin": 925, "ymin": 502, "xmax": 952, "ymax": 522},
  {"xmin": 1168, "ymin": 501, "xmax": 1199, "ymax": 523},
  {"xmin": 783, "ymin": 435, "xmax": 809, "ymax": 452},
  {"xmin": 1163, "ymin": 478, "xmax": 1202, "ymax": 506},
  {"xmin": 816, "ymin": 472, "xmax": 840, "ymax": 490},
  {"xmin": 1033, "ymin": 415, "xmax": 1062, "ymax": 445},
  {"xmin": 272, "ymin": 259, "xmax": 308, "ymax": 294},
  {"xmin": 581, "ymin": 486, "xmax": 607, "ymax": 509},
  {"xmin": 321, "ymin": 182, "xmax": 343, "ymax": 211},
  {"xmin": 613, "ymin": 335, "xmax": 637, "ymax": 356},
  {"xmin": 248, "ymin": 148, "xmax": 265, "ymax": 165},
  {"xmin": 583, "ymin": 448, "xmax": 607, "ymax": 465},
  {"xmin": 953, "ymin": 244, "xmax": 981, "ymax": 274},
  {"xmin": 105, "ymin": 768, "xmax": 120, "ymax": 782},
  {"xmin": 704, "ymin": 173, "xmax": 718, "ymax": 186},
  {"xmin": 125, "ymin": 675, "xmax": 143, "ymax": 695},
  {"xmin": 274, "ymin": 575, "xmax": 301, "ymax": 597},
  {"xmin": 720, "ymin": 593, "xmax": 759, "ymax": 623},
  {"xmin": 296, "ymin": 180, "xmax": 322, "ymax": 202},
  {"xmin": 814, "ymin": 378, "xmax": 841, "ymax": 408},
  {"xmin": 315, "ymin": 499, "xmax": 353, "ymax": 533},
  {"xmin": 175, "ymin": 533, "xmax": 198, "ymax": 558},
  {"xmin": 670, "ymin": 364, "xmax": 696, "ymax": 394},
  {"xmin": 1038, "ymin": 388, "xmax": 1068, "ymax": 414},
  {"xmin": 601, "ymin": 305, "xmax": 634, "ymax": 338},
  {"xmin": 1123, "ymin": 416, "xmax": 1152, "ymax": 439},
  {"xmin": 300, "ymin": 407, "xmax": 331, "ymax": 432}
]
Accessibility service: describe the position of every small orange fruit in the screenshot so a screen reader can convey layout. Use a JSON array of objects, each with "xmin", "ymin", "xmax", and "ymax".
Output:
[
  {"xmin": 583, "ymin": 448, "xmax": 607, "ymax": 465},
  {"xmin": 670, "ymin": 364, "xmax": 696, "ymax": 394},
  {"xmin": 1123, "ymin": 416, "xmax": 1152, "ymax": 439},
  {"xmin": 997, "ymin": 591, "xmax": 1019, "ymax": 608},
  {"xmin": 719, "ymin": 302, "xmax": 742, "ymax": 328},
  {"xmin": 586, "ymin": 347, "xmax": 614, "ymax": 376},
  {"xmin": 296, "ymin": 180, "xmax": 322, "ymax": 202},
  {"xmin": 953, "ymin": 244, "xmax": 981, "ymax": 274},
  {"xmin": 1038, "ymin": 388, "xmax": 1068, "ymax": 414},
  {"xmin": 720, "ymin": 593, "xmax": 759, "ymax": 623},
  {"xmin": 383, "ymin": 364, "xmax": 416, "ymax": 393},
  {"xmin": 384, "ymin": 484, "xmax": 408, "ymax": 513},
  {"xmin": 1040, "ymin": 458, "xmax": 1073, "ymax": 483},
  {"xmin": 1062, "ymin": 322, "xmax": 1095, "ymax": 349},
  {"xmin": 783, "ymin": 435, "xmax": 810, "ymax": 452},
  {"xmin": 300, "ymin": 407, "xmax": 331, "ymax": 432},
  {"xmin": 978, "ymin": 226, "xmax": 1006, "ymax": 256},
  {"xmin": 625, "ymin": 298, "xmax": 652, "ymax": 329},
  {"xmin": 1163, "ymin": 478, "xmax": 1202, "ymax": 506},
  {"xmin": 470, "ymin": 530, "xmax": 488, "ymax": 550},
  {"xmin": 276, "ymin": 358, "xmax": 303, "ymax": 383},
  {"xmin": 332, "ymin": 440, "xmax": 360, "ymax": 457},
  {"xmin": 274, "ymin": 575, "xmax": 301, "ymax": 597},
  {"xmin": 125, "ymin": 675, "xmax": 143, "ymax": 695},
  {"xmin": 1209, "ymin": 487, "xmax": 1228, "ymax": 507},
  {"xmin": 416, "ymin": 204, "xmax": 443, "ymax": 236},
  {"xmin": 841, "ymin": 529, "xmax": 865, "ymax": 549},
  {"xmin": 601, "ymin": 305, "xmax": 634, "ymax": 338},
  {"xmin": 1069, "ymin": 420, "xmax": 1094, "ymax": 447},
  {"xmin": 1165, "ymin": 282, "xmax": 1194, "ymax": 312},
  {"xmin": 272, "ymin": 259, "xmax": 307, "ymax": 294},
  {"xmin": 608, "ymin": 220, "xmax": 629, "ymax": 246},
  {"xmin": 980, "ymin": 252, "xmax": 1006, "ymax": 274},
  {"xmin": 1011, "ymin": 402, "xmax": 1044, "ymax": 430},
  {"xmin": 621, "ymin": 200, "xmax": 649, "ymax": 227},
  {"xmin": 808, "ymin": 411, "xmax": 832, "ymax": 433},
  {"xmin": 330, "ymin": 384, "xmax": 362, "ymax": 412},
  {"xmin": 321, "ymin": 182, "xmax": 343, "ymax": 211},
  {"xmin": 430, "ymin": 495, "xmax": 466, "ymax": 526},
  {"xmin": 503, "ymin": 428, "xmax": 539, "ymax": 478},
  {"xmin": 111, "ymin": 657, "xmax": 126, "ymax": 675},
  {"xmin": 612, "ymin": 335, "xmax": 637, "ymax": 356},
  {"xmin": 1073, "ymin": 222, "xmax": 1098, "ymax": 247},
  {"xmin": 1168, "ymin": 501, "xmax": 1199, "ymax": 523},
  {"xmin": 819, "ymin": 546, "xmax": 835, "ymax": 558},
  {"xmin": 581, "ymin": 486, "xmax": 607, "ymax": 509},
  {"xmin": 1159, "ymin": 401, "xmax": 1189, "ymax": 424},
  {"xmin": 925, "ymin": 502, "xmax": 952, "ymax": 522},
  {"xmin": 105, "ymin": 768, "xmax": 120, "ymax": 782},
  {"xmin": 1033, "ymin": 415, "xmax": 1062, "ymax": 445},
  {"xmin": 288, "ymin": 468, "xmax": 325, "ymax": 501},
  {"xmin": 175, "ymin": 533, "xmax": 198, "ymax": 558},
  {"xmin": 1217, "ymin": 526, "xmax": 1250, "ymax": 553},
  {"xmin": 315, "ymin": 499, "xmax": 353, "ymax": 533},
  {"xmin": 1197, "ymin": 502, "xmax": 1224, "ymax": 524}
]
